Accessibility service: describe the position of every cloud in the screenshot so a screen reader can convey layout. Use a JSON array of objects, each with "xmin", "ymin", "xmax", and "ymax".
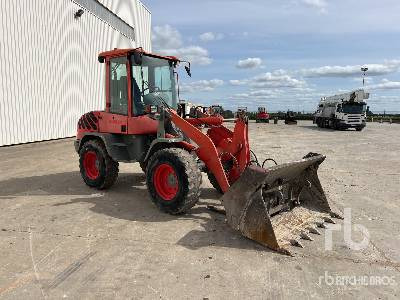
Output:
[
  {"xmin": 181, "ymin": 79, "xmax": 224, "ymax": 93},
  {"xmin": 230, "ymin": 89, "xmax": 282, "ymax": 100},
  {"xmin": 199, "ymin": 32, "xmax": 224, "ymax": 42},
  {"xmin": 367, "ymin": 79, "xmax": 400, "ymax": 90},
  {"xmin": 152, "ymin": 25, "xmax": 212, "ymax": 65},
  {"xmin": 301, "ymin": 0, "xmax": 328, "ymax": 13},
  {"xmin": 300, "ymin": 60, "xmax": 400, "ymax": 78},
  {"xmin": 236, "ymin": 58, "xmax": 263, "ymax": 69},
  {"xmin": 152, "ymin": 25, "xmax": 182, "ymax": 50},
  {"xmin": 163, "ymin": 46, "xmax": 212, "ymax": 65},
  {"xmin": 230, "ymin": 72, "xmax": 306, "ymax": 89},
  {"xmin": 352, "ymin": 77, "xmax": 373, "ymax": 85},
  {"xmin": 252, "ymin": 73, "xmax": 306, "ymax": 88}
]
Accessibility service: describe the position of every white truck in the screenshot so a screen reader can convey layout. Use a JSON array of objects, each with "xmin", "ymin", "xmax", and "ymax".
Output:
[{"xmin": 314, "ymin": 89, "xmax": 369, "ymax": 131}]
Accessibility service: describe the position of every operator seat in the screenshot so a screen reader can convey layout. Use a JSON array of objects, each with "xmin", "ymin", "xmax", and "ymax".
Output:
[{"xmin": 132, "ymin": 78, "xmax": 144, "ymax": 115}]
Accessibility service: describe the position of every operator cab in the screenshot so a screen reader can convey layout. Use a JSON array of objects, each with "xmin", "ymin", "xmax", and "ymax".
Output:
[
  {"xmin": 131, "ymin": 52, "xmax": 178, "ymax": 113},
  {"xmin": 95, "ymin": 48, "xmax": 190, "ymax": 135},
  {"xmin": 98, "ymin": 48, "xmax": 190, "ymax": 116},
  {"xmin": 336, "ymin": 102, "xmax": 367, "ymax": 114}
]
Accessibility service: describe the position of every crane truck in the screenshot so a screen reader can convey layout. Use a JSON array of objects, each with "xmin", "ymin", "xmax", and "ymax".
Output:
[{"xmin": 314, "ymin": 89, "xmax": 369, "ymax": 131}]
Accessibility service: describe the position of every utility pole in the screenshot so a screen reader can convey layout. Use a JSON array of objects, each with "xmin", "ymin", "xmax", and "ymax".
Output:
[{"xmin": 361, "ymin": 67, "xmax": 368, "ymax": 87}]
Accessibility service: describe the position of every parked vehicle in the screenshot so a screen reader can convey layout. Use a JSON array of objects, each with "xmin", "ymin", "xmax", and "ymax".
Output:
[
  {"xmin": 256, "ymin": 107, "xmax": 270, "ymax": 123},
  {"xmin": 284, "ymin": 111, "xmax": 297, "ymax": 125},
  {"xmin": 314, "ymin": 90, "xmax": 369, "ymax": 131}
]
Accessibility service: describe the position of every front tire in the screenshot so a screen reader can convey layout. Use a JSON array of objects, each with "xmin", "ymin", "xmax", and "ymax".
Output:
[
  {"xmin": 207, "ymin": 172, "xmax": 224, "ymax": 194},
  {"xmin": 139, "ymin": 161, "xmax": 147, "ymax": 173},
  {"xmin": 79, "ymin": 140, "xmax": 119, "ymax": 189},
  {"xmin": 207, "ymin": 160, "xmax": 233, "ymax": 194},
  {"xmin": 146, "ymin": 148, "xmax": 201, "ymax": 215}
]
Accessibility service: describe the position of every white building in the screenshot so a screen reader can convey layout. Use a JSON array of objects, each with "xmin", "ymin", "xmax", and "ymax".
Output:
[{"xmin": 0, "ymin": 0, "xmax": 151, "ymax": 146}]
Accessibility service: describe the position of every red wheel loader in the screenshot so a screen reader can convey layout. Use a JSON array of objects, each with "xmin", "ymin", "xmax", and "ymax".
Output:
[
  {"xmin": 75, "ymin": 48, "xmax": 342, "ymax": 255},
  {"xmin": 256, "ymin": 107, "xmax": 270, "ymax": 123}
]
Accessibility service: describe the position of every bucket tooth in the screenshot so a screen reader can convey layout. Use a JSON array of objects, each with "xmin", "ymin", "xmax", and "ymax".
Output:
[
  {"xmin": 290, "ymin": 239, "xmax": 304, "ymax": 248},
  {"xmin": 220, "ymin": 153, "xmax": 333, "ymax": 254},
  {"xmin": 323, "ymin": 217, "xmax": 336, "ymax": 224},
  {"xmin": 300, "ymin": 232, "xmax": 313, "ymax": 241},
  {"xmin": 330, "ymin": 211, "xmax": 344, "ymax": 220},
  {"xmin": 316, "ymin": 222, "xmax": 328, "ymax": 229},
  {"xmin": 277, "ymin": 248, "xmax": 293, "ymax": 256},
  {"xmin": 307, "ymin": 227, "xmax": 321, "ymax": 235}
]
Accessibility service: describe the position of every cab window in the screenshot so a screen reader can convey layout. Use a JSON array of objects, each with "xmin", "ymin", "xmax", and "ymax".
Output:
[
  {"xmin": 110, "ymin": 58, "xmax": 128, "ymax": 115},
  {"xmin": 131, "ymin": 65, "xmax": 149, "ymax": 115}
]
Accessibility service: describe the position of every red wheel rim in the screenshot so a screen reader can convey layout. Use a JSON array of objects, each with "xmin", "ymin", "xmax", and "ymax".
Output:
[
  {"xmin": 83, "ymin": 151, "xmax": 100, "ymax": 180},
  {"xmin": 153, "ymin": 163, "xmax": 179, "ymax": 201}
]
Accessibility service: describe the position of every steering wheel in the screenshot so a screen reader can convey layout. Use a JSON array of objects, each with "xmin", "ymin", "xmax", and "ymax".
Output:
[{"xmin": 142, "ymin": 81, "xmax": 161, "ymax": 94}]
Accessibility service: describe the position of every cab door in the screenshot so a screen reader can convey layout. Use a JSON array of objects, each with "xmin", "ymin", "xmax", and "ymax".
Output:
[{"xmin": 100, "ymin": 57, "xmax": 128, "ymax": 134}]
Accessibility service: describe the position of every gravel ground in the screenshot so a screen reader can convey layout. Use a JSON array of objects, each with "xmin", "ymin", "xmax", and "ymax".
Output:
[{"xmin": 0, "ymin": 120, "xmax": 399, "ymax": 299}]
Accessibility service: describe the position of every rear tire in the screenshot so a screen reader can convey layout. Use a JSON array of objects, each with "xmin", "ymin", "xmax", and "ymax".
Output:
[
  {"xmin": 79, "ymin": 140, "xmax": 119, "ymax": 189},
  {"xmin": 334, "ymin": 120, "xmax": 340, "ymax": 130},
  {"xmin": 356, "ymin": 127, "xmax": 363, "ymax": 131},
  {"xmin": 146, "ymin": 148, "xmax": 201, "ymax": 215}
]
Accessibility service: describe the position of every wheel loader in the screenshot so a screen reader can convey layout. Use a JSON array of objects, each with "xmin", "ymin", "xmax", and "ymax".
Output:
[
  {"xmin": 284, "ymin": 110, "xmax": 298, "ymax": 125},
  {"xmin": 256, "ymin": 107, "xmax": 270, "ymax": 123},
  {"xmin": 75, "ymin": 48, "xmax": 342, "ymax": 255}
]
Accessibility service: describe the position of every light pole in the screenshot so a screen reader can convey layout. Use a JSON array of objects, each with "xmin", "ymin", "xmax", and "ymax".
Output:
[{"xmin": 361, "ymin": 67, "xmax": 368, "ymax": 87}]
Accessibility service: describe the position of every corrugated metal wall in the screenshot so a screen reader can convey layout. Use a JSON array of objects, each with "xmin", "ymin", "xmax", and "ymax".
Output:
[
  {"xmin": 0, "ymin": 0, "xmax": 151, "ymax": 146},
  {"xmin": 97, "ymin": 0, "xmax": 152, "ymax": 51}
]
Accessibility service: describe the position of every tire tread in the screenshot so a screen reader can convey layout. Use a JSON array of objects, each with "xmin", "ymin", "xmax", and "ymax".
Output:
[{"xmin": 147, "ymin": 148, "xmax": 201, "ymax": 214}]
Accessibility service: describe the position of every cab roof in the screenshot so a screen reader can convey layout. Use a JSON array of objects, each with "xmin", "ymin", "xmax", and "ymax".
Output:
[{"xmin": 98, "ymin": 48, "xmax": 179, "ymax": 62}]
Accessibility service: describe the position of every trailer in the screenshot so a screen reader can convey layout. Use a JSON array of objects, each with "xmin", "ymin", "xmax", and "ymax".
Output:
[{"xmin": 314, "ymin": 89, "xmax": 369, "ymax": 131}]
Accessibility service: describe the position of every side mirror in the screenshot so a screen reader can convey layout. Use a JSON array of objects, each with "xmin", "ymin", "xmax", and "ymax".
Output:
[
  {"xmin": 133, "ymin": 51, "xmax": 142, "ymax": 65},
  {"xmin": 185, "ymin": 65, "xmax": 191, "ymax": 77}
]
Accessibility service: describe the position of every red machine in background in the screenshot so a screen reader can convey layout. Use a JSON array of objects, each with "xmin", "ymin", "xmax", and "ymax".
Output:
[{"xmin": 256, "ymin": 107, "xmax": 270, "ymax": 123}]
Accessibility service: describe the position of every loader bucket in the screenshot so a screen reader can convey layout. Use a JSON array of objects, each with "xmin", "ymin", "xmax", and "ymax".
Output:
[{"xmin": 221, "ymin": 153, "xmax": 339, "ymax": 255}]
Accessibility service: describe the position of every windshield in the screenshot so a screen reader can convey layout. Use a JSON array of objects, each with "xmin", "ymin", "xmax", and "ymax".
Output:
[
  {"xmin": 341, "ymin": 103, "xmax": 367, "ymax": 114},
  {"xmin": 131, "ymin": 55, "xmax": 177, "ymax": 114}
]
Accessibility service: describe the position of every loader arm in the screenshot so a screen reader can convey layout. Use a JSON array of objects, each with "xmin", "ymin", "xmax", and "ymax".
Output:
[{"xmin": 168, "ymin": 109, "xmax": 230, "ymax": 192}]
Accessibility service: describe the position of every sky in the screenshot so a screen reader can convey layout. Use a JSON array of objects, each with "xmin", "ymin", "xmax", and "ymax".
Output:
[{"xmin": 143, "ymin": 0, "xmax": 400, "ymax": 112}]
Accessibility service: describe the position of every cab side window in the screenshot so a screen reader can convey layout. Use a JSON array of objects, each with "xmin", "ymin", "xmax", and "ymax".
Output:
[
  {"xmin": 131, "ymin": 65, "xmax": 149, "ymax": 115},
  {"xmin": 110, "ymin": 59, "xmax": 128, "ymax": 115}
]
